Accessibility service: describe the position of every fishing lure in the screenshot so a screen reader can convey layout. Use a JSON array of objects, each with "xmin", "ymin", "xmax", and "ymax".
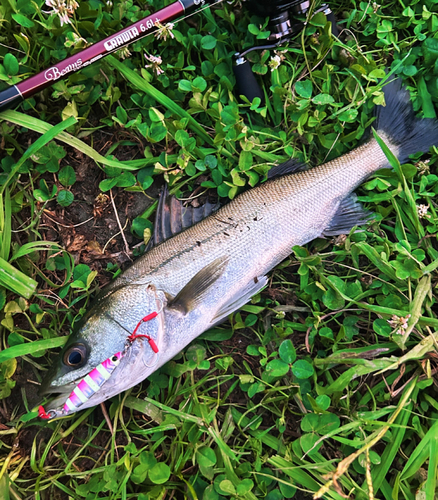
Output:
[
  {"xmin": 38, "ymin": 351, "xmax": 124, "ymax": 419},
  {"xmin": 39, "ymin": 311, "xmax": 161, "ymax": 419},
  {"xmin": 64, "ymin": 351, "xmax": 124, "ymax": 412}
]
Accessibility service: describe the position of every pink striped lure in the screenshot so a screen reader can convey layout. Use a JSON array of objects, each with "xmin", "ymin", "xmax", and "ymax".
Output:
[
  {"xmin": 39, "ymin": 352, "xmax": 123, "ymax": 419},
  {"xmin": 63, "ymin": 351, "xmax": 124, "ymax": 413}
]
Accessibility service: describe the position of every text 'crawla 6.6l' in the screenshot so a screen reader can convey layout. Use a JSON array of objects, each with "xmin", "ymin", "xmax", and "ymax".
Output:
[{"xmin": 39, "ymin": 79, "xmax": 438, "ymax": 419}]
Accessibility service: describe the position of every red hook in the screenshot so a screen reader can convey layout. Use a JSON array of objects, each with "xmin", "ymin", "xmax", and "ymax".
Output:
[{"xmin": 127, "ymin": 312, "xmax": 159, "ymax": 353}]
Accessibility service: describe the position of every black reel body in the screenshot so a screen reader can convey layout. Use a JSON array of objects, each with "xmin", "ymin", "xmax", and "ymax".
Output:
[
  {"xmin": 247, "ymin": 0, "xmax": 312, "ymax": 40},
  {"xmin": 234, "ymin": 0, "xmax": 336, "ymax": 102}
]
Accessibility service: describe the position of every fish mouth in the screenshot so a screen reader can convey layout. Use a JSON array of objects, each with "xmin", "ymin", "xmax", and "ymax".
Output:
[
  {"xmin": 39, "ymin": 378, "xmax": 76, "ymax": 396},
  {"xmin": 38, "ymin": 339, "xmax": 160, "ymax": 420},
  {"xmin": 38, "ymin": 380, "xmax": 79, "ymax": 419},
  {"xmin": 39, "ymin": 356, "xmax": 81, "ymax": 396},
  {"xmin": 43, "ymin": 394, "xmax": 71, "ymax": 413},
  {"xmin": 39, "ymin": 363, "xmax": 86, "ymax": 418}
]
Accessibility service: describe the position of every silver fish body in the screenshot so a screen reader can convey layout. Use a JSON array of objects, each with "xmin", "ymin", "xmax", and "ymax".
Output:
[{"xmin": 40, "ymin": 80, "xmax": 438, "ymax": 418}]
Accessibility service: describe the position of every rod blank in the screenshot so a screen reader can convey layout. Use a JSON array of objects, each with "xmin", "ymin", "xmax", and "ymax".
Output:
[{"xmin": 0, "ymin": 0, "xmax": 213, "ymax": 112}]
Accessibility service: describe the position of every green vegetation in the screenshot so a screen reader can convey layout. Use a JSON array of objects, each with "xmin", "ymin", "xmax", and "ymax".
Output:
[{"xmin": 0, "ymin": 0, "xmax": 438, "ymax": 498}]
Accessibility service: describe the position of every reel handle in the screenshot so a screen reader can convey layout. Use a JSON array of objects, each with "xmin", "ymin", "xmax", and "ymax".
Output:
[{"xmin": 233, "ymin": 56, "xmax": 265, "ymax": 104}]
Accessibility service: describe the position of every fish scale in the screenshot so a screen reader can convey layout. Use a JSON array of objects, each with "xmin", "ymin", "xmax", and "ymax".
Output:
[
  {"xmin": 40, "ymin": 79, "xmax": 438, "ymax": 418},
  {"xmin": 112, "ymin": 135, "xmax": 396, "ymax": 298}
]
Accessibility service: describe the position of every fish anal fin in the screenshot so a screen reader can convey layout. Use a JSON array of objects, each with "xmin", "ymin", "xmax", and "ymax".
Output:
[
  {"xmin": 322, "ymin": 194, "xmax": 373, "ymax": 237},
  {"xmin": 169, "ymin": 257, "xmax": 229, "ymax": 315},
  {"xmin": 210, "ymin": 276, "xmax": 268, "ymax": 326}
]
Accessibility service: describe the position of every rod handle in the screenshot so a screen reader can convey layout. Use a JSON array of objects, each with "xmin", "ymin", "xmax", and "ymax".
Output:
[{"xmin": 0, "ymin": 86, "xmax": 23, "ymax": 112}]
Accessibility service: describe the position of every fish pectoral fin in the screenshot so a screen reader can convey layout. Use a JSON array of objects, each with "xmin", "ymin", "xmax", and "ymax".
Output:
[
  {"xmin": 210, "ymin": 275, "xmax": 268, "ymax": 326},
  {"xmin": 322, "ymin": 194, "xmax": 373, "ymax": 237},
  {"xmin": 169, "ymin": 256, "xmax": 229, "ymax": 315}
]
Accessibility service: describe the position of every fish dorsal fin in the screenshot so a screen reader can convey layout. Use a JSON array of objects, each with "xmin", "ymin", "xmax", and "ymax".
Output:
[
  {"xmin": 322, "ymin": 194, "xmax": 372, "ymax": 237},
  {"xmin": 210, "ymin": 275, "xmax": 268, "ymax": 326},
  {"xmin": 169, "ymin": 257, "xmax": 229, "ymax": 314},
  {"xmin": 152, "ymin": 185, "xmax": 220, "ymax": 246},
  {"xmin": 151, "ymin": 161, "xmax": 304, "ymax": 248},
  {"xmin": 267, "ymin": 158, "xmax": 308, "ymax": 180}
]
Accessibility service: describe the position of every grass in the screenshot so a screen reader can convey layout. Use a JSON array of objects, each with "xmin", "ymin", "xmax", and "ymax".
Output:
[{"xmin": 0, "ymin": 0, "xmax": 438, "ymax": 499}]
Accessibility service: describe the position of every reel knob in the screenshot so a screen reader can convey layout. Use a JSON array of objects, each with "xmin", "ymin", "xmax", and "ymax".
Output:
[{"xmin": 233, "ymin": 55, "xmax": 265, "ymax": 104}]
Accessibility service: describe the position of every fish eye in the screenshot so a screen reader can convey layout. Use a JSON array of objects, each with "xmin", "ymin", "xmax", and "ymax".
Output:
[{"xmin": 63, "ymin": 344, "xmax": 87, "ymax": 367}]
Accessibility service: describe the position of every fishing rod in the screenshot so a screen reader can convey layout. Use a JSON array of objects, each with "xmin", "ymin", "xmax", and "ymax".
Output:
[
  {"xmin": 0, "ymin": 0, "xmax": 217, "ymax": 112},
  {"xmin": 0, "ymin": 0, "xmax": 337, "ymax": 112}
]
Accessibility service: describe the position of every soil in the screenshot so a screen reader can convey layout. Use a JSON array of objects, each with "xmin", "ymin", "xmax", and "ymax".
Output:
[{"xmin": 40, "ymin": 138, "xmax": 159, "ymax": 274}]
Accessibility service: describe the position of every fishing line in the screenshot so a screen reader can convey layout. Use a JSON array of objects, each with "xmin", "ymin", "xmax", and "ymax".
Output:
[
  {"xmin": 102, "ymin": 306, "xmax": 162, "ymax": 353},
  {"xmin": 170, "ymin": 0, "xmax": 225, "ymax": 28}
]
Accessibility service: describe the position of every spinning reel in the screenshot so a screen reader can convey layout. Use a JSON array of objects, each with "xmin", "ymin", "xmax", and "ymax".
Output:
[{"xmin": 234, "ymin": 0, "xmax": 337, "ymax": 102}]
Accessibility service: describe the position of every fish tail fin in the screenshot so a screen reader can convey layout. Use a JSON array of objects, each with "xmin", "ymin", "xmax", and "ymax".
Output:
[{"xmin": 375, "ymin": 78, "xmax": 438, "ymax": 163}]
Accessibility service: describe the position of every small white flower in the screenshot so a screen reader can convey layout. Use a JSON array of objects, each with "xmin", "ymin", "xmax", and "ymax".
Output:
[
  {"xmin": 45, "ymin": 0, "xmax": 79, "ymax": 26},
  {"xmin": 145, "ymin": 53, "xmax": 164, "ymax": 76},
  {"xmin": 387, "ymin": 314, "xmax": 411, "ymax": 335},
  {"xmin": 417, "ymin": 204, "xmax": 430, "ymax": 219},
  {"xmin": 269, "ymin": 54, "xmax": 282, "ymax": 72},
  {"xmin": 155, "ymin": 21, "xmax": 175, "ymax": 41},
  {"xmin": 66, "ymin": 0, "xmax": 79, "ymax": 11},
  {"xmin": 106, "ymin": 0, "xmax": 113, "ymax": 6},
  {"xmin": 416, "ymin": 161, "xmax": 430, "ymax": 175},
  {"xmin": 118, "ymin": 46, "xmax": 131, "ymax": 60}
]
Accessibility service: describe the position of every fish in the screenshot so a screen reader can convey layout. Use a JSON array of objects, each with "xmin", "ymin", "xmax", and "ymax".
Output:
[{"xmin": 39, "ymin": 78, "xmax": 438, "ymax": 419}]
